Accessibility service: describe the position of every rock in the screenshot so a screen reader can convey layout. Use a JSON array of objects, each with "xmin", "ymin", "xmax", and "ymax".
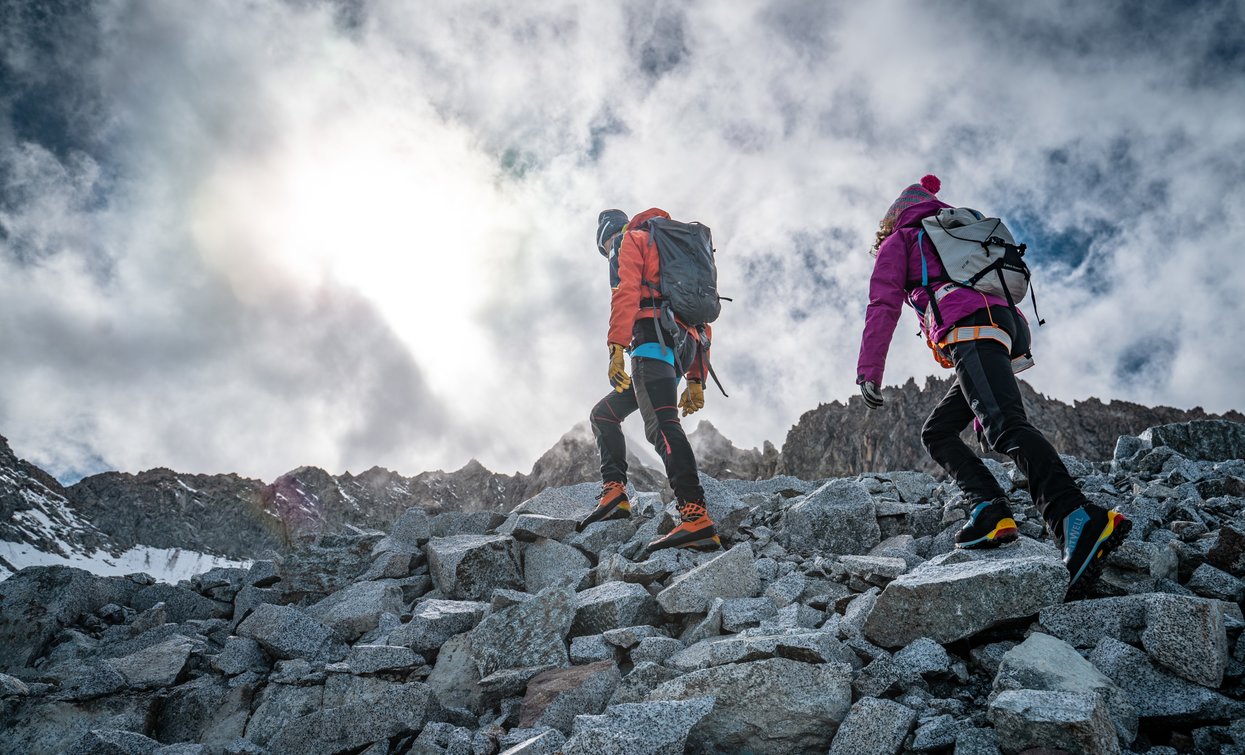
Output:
[
  {"xmin": 243, "ymin": 682, "xmax": 325, "ymax": 746},
  {"xmin": 1037, "ymin": 596, "xmax": 1146, "ymax": 648},
  {"xmin": 345, "ymin": 644, "xmax": 423, "ymax": 674},
  {"xmin": 828, "ymin": 697, "xmax": 917, "ymax": 755},
  {"xmin": 426, "ymin": 534, "xmax": 524, "ymax": 601},
  {"xmin": 719, "ymin": 597, "xmax": 778, "ymax": 632},
  {"xmin": 425, "ymin": 632, "xmax": 484, "ymax": 713},
  {"xmin": 697, "ymin": 473, "xmax": 753, "ymax": 540},
  {"xmin": 911, "ymin": 714, "xmax": 973, "ymax": 751},
  {"xmin": 1140, "ymin": 420, "xmax": 1245, "ymax": 462},
  {"xmin": 839, "ymin": 555, "xmax": 910, "ymax": 584},
  {"xmin": 1141, "ymin": 593, "xmax": 1228, "ymax": 688},
  {"xmin": 468, "ymin": 585, "xmax": 575, "ymax": 678},
  {"xmin": 572, "ymin": 582, "xmax": 660, "ymax": 637},
  {"xmin": 1206, "ymin": 524, "xmax": 1245, "ymax": 577},
  {"xmin": 0, "ymin": 672, "xmax": 31, "ymax": 696},
  {"xmin": 236, "ymin": 603, "xmax": 347, "ymax": 663},
  {"xmin": 893, "ymin": 637, "xmax": 952, "ymax": 680},
  {"xmin": 130, "ymin": 584, "xmax": 230, "ymax": 623},
  {"xmin": 1088, "ymin": 637, "xmax": 1245, "ymax": 721},
  {"xmin": 561, "ymin": 697, "xmax": 715, "ymax": 755},
  {"xmin": 992, "ymin": 632, "xmax": 1137, "ymax": 744},
  {"xmin": 603, "ymin": 625, "xmax": 668, "ymax": 649},
  {"xmin": 630, "ymin": 637, "xmax": 684, "ymax": 666},
  {"xmin": 607, "ymin": 661, "xmax": 682, "ymax": 706},
  {"xmin": 2, "ymin": 694, "xmax": 158, "ymax": 754},
  {"xmin": 780, "ymin": 479, "xmax": 881, "ymax": 556},
  {"xmin": 864, "ymin": 556, "xmax": 1068, "ymax": 647},
  {"xmin": 647, "ymin": 658, "xmax": 852, "ymax": 754},
  {"xmin": 156, "ymin": 675, "xmax": 254, "ymax": 749},
  {"xmin": 570, "ymin": 635, "xmax": 615, "ymax": 664},
  {"xmin": 666, "ymin": 630, "xmax": 856, "ymax": 673},
  {"xmin": 763, "ymin": 572, "xmax": 806, "ymax": 608},
  {"xmin": 501, "ymin": 513, "xmax": 578, "ymax": 542},
  {"xmin": 655, "ymin": 543, "xmax": 760, "ymax": 614},
  {"xmin": 954, "ymin": 727, "xmax": 1003, "ymax": 755},
  {"xmin": 523, "ymin": 538, "xmax": 592, "ymax": 594},
  {"xmin": 389, "ymin": 599, "xmax": 489, "ymax": 654},
  {"xmin": 411, "ymin": 722, "xmax": 489, "ymax": 754},
  {"xmin": 306, "ymin": 580, "xmax": 405, "ymax": 642},
  {"xmin": 276, "ymin": 533, "xmax": 380, "ymax": 601},
  {"xmin": 989, "ymin": 689, "xmax": 1120, "ymax": 755},
  {"xmin": 518, "ymin": 661, "xmax": 622, "ymax": 734},
  {"xmin": 0, "ymin": 566, "xmax": 140, "ymax": 671},
  {"xmin": 498, "ymin": 729, "xmax": 566, "ymax": 755},
  {"xmin": 266, "ymin": 682, "xmax": 436, "ymax": 754},
  {"xmin": 104, "ymin": 636, "xmax": 194, "ymax": 689},
  {"xmin": 392, "ymin": 506, "xmax": 433, "ymax": 546},
  {"xmin": 58, "ymin": 664, "xmax": 128, "ymax": 701},
  {"xmin": 65, "ymin": 729, "xmax": 161, "ymax": 755},
  {"xmin": 1188, "ymin": 562, "xmax": 1245, "ymax": 601},
  {"xmin": 211, "ymin": 636, "xmax": 269, "ymax": 677}
]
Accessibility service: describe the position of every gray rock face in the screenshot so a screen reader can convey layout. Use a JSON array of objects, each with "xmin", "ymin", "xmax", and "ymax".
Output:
[
  {"xmin": 1141, "ymin": 593, "xmax": 1228, "ymax": 687},
  {"xmin": 1037, "ymin": 596, "xmax": 1147, "ymax": 648},
  {"xmin": 468, "ymin": 584, "xmax": 576, "ymax": 678},
  {"xmin": 1140, "ymin": 420, "xmax": 1245, "ymax": 463},
  {"xmin": 65, "ymin": 729, "xmax": 161, "ymax": 755},
  {"xmin": 344, "ymin": 644, "xmax": 422, "ymax": 674},
  {"xmin": 828, "ymin": 697, "xmax": 916, "ymax": 755},
  {"xmin": 666, "ymin": 630, "xmax": 855, "ymax": 673},
  {"xmin": 391, "ymin": 506, "xmax": 432, "ymax": 546},
  {"xmin": 992, "ymin": 632, "xmax": 1137, "ymax": 744},
  {"xmin": 130, "ymin": 584, "xmax": 229, "ymax": 623},
  {"xmin": 562, "ymin": 697, "xmax": 715, "ymax": 755},
  {"xmin": 426, "ymin": 534, "xmax": 524, "ymax": 601},
  {"xmin": 989, "ymin": 689, "xmax": 1119, "ymax": 755},
  {"xmin": 305, "ymin": 580, "xmax": 404, "ymax": 642},
  {"xmin": 1187, "ymin": 562, "xmax": 1245, "ymax": 601},
  {"xmin": 864, "ymin": 556, "xmax": 1068, "ymax": 647},
  {"xmin": 572, "ymin": 581, "xmax": 660, "ymax": 637},
  {"xmin": 1089, "ymin": 636, "xmax": 1245, "ymax": 721},
  {"xmin": 655, "ymin": 543, "xmax": 760, "ymax": 614},
  {"xmin": 647, "ymin": 658, "xmax": 853, "ymax": 754},
  {"xmin": 498, "ymin": 729, "xmax": 566, "ymax": 755},
  {"xmin": 523, "ymin": 538, "xmax": 592, "ymax": 593},
  {"xmin": 266, "ymin": 681, "xmax": 436, "ymax": 754},
  {"xmin": 0, "ymin": 566, "xmax": 141, "ymax": 671},
  {"xmin": 389, "ymin": 598, "xmax": 489, "ymax": 653},
  {"xmin": 104, "ymin": 636, "xmax": 194, "ymax": 689},
  {"xmin": 780, "ymin": 479, "xmax": 881, "ymax": 556},
  {"xmin": 236, "ymin": 603, "xmax": 346, "ymax": 662},
  {"xmin": 156, "ymin": 675, "xmax": 253, "ymax": 749}
]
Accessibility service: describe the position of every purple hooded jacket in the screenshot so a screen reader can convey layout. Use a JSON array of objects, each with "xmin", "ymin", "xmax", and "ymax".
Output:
[{"xmin": 856, "ymin": 199, "xmax": 1016, "ymax": 386}]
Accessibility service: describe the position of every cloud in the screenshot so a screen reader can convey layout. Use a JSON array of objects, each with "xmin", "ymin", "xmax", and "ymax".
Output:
[{"xmin": 1, "ymin": 0, "xmax": 1243, "ymax": 482}]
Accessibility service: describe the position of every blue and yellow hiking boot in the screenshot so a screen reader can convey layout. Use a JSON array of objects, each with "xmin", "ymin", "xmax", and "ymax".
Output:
[
  {"xmin": 954, "ymin": 498, "xmax": 1019, "ymax": 549},
  {"xmin": 576, "ymin": 481, "xmax": 631, "ymax": 532},
  {"xmin": 1059, "ymin": 505, "xmax": 1132, "ymax": 597},
  {"xmin": 648, "ymin": 500, "xmax": 722, "ymax": 552}
]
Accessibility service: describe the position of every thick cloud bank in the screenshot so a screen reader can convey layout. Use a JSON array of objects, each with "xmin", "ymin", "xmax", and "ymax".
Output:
[{"xmin": 2, "ymin": 0, "xmax": 1243, "ymax": 481}]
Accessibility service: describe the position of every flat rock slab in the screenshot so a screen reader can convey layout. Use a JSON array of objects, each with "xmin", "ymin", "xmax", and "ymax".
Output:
[
  {"xmin": 989, "ymin": 689, "xmax": 1120, "ymax": 755},
  {"xmin": 666, "ymin": 630, "xmax": 855, "ymax": 673},
  {"xmin": 468, "ymin": 585, "xmax": 575, "ymax": 678},
  {"xmin": 647, "ymin": 657, "xmax": 852, "ymax": 754},
  {"xmin": 572, "ymin": 582, "xmax": 660, "ymax": 638},
  {"xmin": 266, "ymin": 681, "xmax": 434, "ymax": 755},
  {"xmin": 389, "ymin": 599, "xmax": 488, "ymax": 653},
  {"xmin": 864, "ymin": 556, "xmax": 1068, "ymax": 647},
  {"xmin": 561, "ymin": 697, "xmax": 715, "ymax": 755},
  {"xmin": 1141, "ymin": 593, "xmax": 1228, "ymax": 688},
  {"xmin": 656, "ymin": 543, "xmax": 760, "ymax": 614},
  {"xmin": 306, "ymin": 580, "xmax": 404, "ymax": 642},
  {"xmin": 426, "ymin": 534, "xmax": 523, "ymax": 601},
  {"xmin": 104, "ymin": 636, "xmax": 194, "ymax": 689},
  {"xmin": 524, "ymin": 538, "xmax": 592, "ymax": 594},
  {"xmin": 236, "ymin": 603, "xmax": 346, "ymax": 663}
]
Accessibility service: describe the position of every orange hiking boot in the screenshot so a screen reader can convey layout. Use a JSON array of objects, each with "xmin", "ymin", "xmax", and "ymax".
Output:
[
  {"xmin": 576, "ymin": 481, "xmax": 631, "ymax": 532},
  {"xmin": 648, "ymin": 500, "xmax": 722, "ymax": 552}
]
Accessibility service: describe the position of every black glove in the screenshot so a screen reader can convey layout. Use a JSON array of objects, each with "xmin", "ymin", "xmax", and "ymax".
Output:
[{"xmin": 860, "ymin": 381, "xmax": 883, "ymax": 409}]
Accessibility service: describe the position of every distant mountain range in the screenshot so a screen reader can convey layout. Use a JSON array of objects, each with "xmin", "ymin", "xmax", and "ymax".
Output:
[{"xmin": 2, "ymin": 377, "xmax": 1240, "ymax": 577}]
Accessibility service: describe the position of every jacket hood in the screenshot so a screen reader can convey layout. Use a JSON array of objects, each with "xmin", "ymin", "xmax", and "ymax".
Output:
[
  {"xmin": 629, "ymin": 207, "xmax": 671, "ymax": 229},
  {"xmin": 894, "ymin": 198, "xmax": 952, "ymax": 230}
]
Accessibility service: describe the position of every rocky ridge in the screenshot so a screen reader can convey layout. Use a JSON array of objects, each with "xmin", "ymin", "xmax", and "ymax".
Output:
[{"xmin": 2, "ymin": 419, "xmax": 1244, "ymax": 754}]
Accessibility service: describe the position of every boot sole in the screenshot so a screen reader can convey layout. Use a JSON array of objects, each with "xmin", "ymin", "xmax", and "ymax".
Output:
[
  {"xmin": 575, "ymin": 503, "xmax": 630, "ymax": 533},
  {"xmin": 648, "ymin": 533, "xmax": 722, "ymax": 553},
  {"xmin": 1066, "ymin": 513, "xmax": 1132, "ymax": 600}
]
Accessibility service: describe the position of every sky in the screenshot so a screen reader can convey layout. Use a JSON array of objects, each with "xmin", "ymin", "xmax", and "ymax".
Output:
[{"xmin": 2, "ymin": 0, "xmax": 1244, "ymax": 484}]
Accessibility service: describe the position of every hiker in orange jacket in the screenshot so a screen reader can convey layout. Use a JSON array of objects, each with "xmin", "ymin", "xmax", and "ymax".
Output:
[{"xmin": 578, "ymin": 208, "xmax": 721, "ymax": 552}]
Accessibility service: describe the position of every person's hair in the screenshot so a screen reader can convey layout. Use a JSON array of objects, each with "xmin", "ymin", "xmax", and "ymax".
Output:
[{"xmin": 870, "ymin": 217, "xmax": 894, "ymax": 257}]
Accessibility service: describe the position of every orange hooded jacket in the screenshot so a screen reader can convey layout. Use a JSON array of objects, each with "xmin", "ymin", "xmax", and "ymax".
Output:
[{"xmin": 608, "ymin": 207, "xmax": 710, "ymax": 381}]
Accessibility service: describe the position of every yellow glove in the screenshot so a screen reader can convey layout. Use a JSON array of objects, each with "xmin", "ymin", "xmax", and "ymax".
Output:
[
  {"xmin": 678, "ymin": 380, "xmax": 705, "ymax": 416},
  {"xmin": 608, "ymin": 344, "xmax": 631, "ymax": 392}
]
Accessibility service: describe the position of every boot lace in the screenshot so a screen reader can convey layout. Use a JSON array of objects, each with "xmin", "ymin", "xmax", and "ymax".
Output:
[
  {"xmin": 598, "ymin": 481, "xmax": 625, "ymax": 501},
  {"xmin": 679, "ymin": 500, "xmax": 707, "ymax": 521}
]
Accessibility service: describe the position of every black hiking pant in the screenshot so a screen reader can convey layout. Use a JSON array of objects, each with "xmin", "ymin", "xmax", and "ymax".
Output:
[
  {"xmin": 590, "ymin": 356, "xmax": 705, "ymax": 503},
  {"xmin": 921, "ymin": 307, "xmax": 1086, "ymax": 530}
]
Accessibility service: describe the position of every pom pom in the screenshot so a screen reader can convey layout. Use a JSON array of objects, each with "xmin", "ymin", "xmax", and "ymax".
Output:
[{"xmin": 920, "ymin": 174, "xmax": 941, "ymax": 194}]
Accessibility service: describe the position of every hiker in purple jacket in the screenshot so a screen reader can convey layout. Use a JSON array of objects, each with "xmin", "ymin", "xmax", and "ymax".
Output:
[{"xmin": 855, "ymin": 175, "xmax": 1130, "ymax": 596}]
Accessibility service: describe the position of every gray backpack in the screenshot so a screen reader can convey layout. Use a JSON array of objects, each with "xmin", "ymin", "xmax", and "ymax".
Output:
[
  {"xmin": 639, "ymin": 217, "xmax": 729, "ymax": 394},
  {"xmin": 918, "ymin": 207, "xmax": 1044, "ymax": 327}
]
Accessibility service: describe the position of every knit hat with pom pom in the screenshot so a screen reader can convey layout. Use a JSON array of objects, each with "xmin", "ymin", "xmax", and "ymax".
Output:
[{"xmin": 881, "ymin": 174, "xmax": 941, "ymax": 228}]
